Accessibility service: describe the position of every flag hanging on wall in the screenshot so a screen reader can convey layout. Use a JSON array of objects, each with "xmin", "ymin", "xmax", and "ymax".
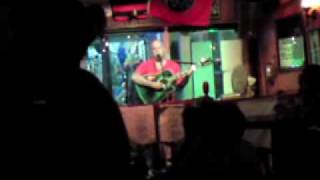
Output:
[{"xmin": 150, "ymin": 0, "xmax": 214, "ymax": 26}]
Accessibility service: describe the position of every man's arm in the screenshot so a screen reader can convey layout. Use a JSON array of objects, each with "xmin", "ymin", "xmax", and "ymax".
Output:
[
  {"xmin": 131, "ymin": 73, "xmax": 164, "ymax": 90},
  {"xmin": 171, "ymin": 61, "xmax": 194, "ymax": 86}
]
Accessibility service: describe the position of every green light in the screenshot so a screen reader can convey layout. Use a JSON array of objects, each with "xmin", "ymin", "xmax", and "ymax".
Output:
[{"xmin": 208, "ymin": 29, "xmax": 218, "ymax": 33}]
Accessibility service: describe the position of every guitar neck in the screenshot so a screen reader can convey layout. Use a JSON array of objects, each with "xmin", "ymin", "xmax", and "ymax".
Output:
[{"xmin": 173, "ymin": 68, "xmax": 194, "ymax": 80}]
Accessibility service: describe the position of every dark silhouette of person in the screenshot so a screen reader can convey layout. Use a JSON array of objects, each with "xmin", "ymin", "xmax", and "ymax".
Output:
[
  {"xmin": 294, "ymin": 65, "xmax": 320, "ymax": 178},
  {"xmin": 196, "ymin": 81, "xmax": 215, "ymax": 106},
  {"xmin": 164, "ymin": 102, "xmax": 262, "ymax": 179},
  {"xmin": 299, "ymin": 65, "xmax": 320, "ymax": 126},
  {"xmin": 5, "ymin": 1, "xmax": 131, "ymax": 179},
  {"xmin": 273, "ymin": 65, "xmax": 320, "ymax": 178}
]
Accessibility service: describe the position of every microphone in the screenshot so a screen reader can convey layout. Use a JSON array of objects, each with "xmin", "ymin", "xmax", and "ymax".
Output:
[
  {"xmin": 200, "ymin": 57, "xmax": 212, "ymax": 66},
  {"xmin": 156, "ymin": 54, "xmax": 162, "ymax": 62},
  {"xmin": 175, "ymin": 58, "xmax": 213, "ymax": 65}
]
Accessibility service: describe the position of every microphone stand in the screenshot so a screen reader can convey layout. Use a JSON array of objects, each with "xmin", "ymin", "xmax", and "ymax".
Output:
[{"xmin": 176, "ymin": 61, "xmax": 194, "ymax": 65}]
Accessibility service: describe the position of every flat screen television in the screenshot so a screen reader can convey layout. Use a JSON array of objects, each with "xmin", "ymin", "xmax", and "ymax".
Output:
[{"xmin": 278, "ymin": 35, "xmax": 306, "ymax": 69}]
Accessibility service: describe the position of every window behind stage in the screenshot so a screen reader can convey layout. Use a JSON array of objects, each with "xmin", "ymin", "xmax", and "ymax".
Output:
[{"xmin": 83, "ymin": 28, "xmax": 247, "ymax": 105}]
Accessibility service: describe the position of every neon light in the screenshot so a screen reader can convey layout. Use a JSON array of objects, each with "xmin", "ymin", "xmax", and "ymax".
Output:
[{"xmin": 208, "ymin": 29, "xmax": 218, "ymax": 33}]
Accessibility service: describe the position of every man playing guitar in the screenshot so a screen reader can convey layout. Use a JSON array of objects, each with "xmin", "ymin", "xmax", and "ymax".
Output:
[{"xmin": 132, "ymin": 40, "xmax": 193, "ymax": 103}]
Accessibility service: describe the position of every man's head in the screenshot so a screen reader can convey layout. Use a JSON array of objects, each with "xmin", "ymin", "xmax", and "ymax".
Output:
[{"xmin": 151, "ymin": 40, "xmax": 165, "ymax": 59}]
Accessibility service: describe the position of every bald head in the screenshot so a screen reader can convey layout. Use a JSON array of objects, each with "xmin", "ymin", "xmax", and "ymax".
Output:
[{"xmin": 151, "ymin": 40, "xmax": 165, "ymax": 59}]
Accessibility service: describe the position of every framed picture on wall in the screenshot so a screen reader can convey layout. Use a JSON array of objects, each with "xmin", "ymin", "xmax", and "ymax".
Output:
[{"xmin": 277, "ymin": 15, "xmax": 306, "ymax": 70}]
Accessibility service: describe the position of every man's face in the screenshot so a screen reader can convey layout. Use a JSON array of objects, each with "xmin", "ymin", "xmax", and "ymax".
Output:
[{"xmin": 151, "ymin": 40, "xmax": 164, "ymax": 58}]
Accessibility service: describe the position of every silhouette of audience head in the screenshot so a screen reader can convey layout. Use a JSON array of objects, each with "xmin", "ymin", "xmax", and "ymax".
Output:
[
  {"xmin": 183, "ymin": 102, "xmax": 246, "ymax": 147},
  {"xmin": 203, "ymin": 81, "xmax": 209, "ymax": 96},
  {"xmin": 5, "ymin": 2, "xmax": 132, "ymax": 178},
  {"xmin": 7, "ymin": 1, "xmax": 107, "ymax": 101},
  {"xmin": 202, "ymin": 102, "xmax": 246, "ymax": 144},
  {"xmin": 9, "ymin": 1, "xmax": 106, "ymax": 71},
  {"xmin": 178, "ymin": 103, "xmax": 258, "ymax": 179}
]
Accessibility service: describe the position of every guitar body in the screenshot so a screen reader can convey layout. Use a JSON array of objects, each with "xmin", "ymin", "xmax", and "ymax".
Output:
[{"xmin": 135, "ymin": 71, "xmax": 177, "ymax": 104}]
